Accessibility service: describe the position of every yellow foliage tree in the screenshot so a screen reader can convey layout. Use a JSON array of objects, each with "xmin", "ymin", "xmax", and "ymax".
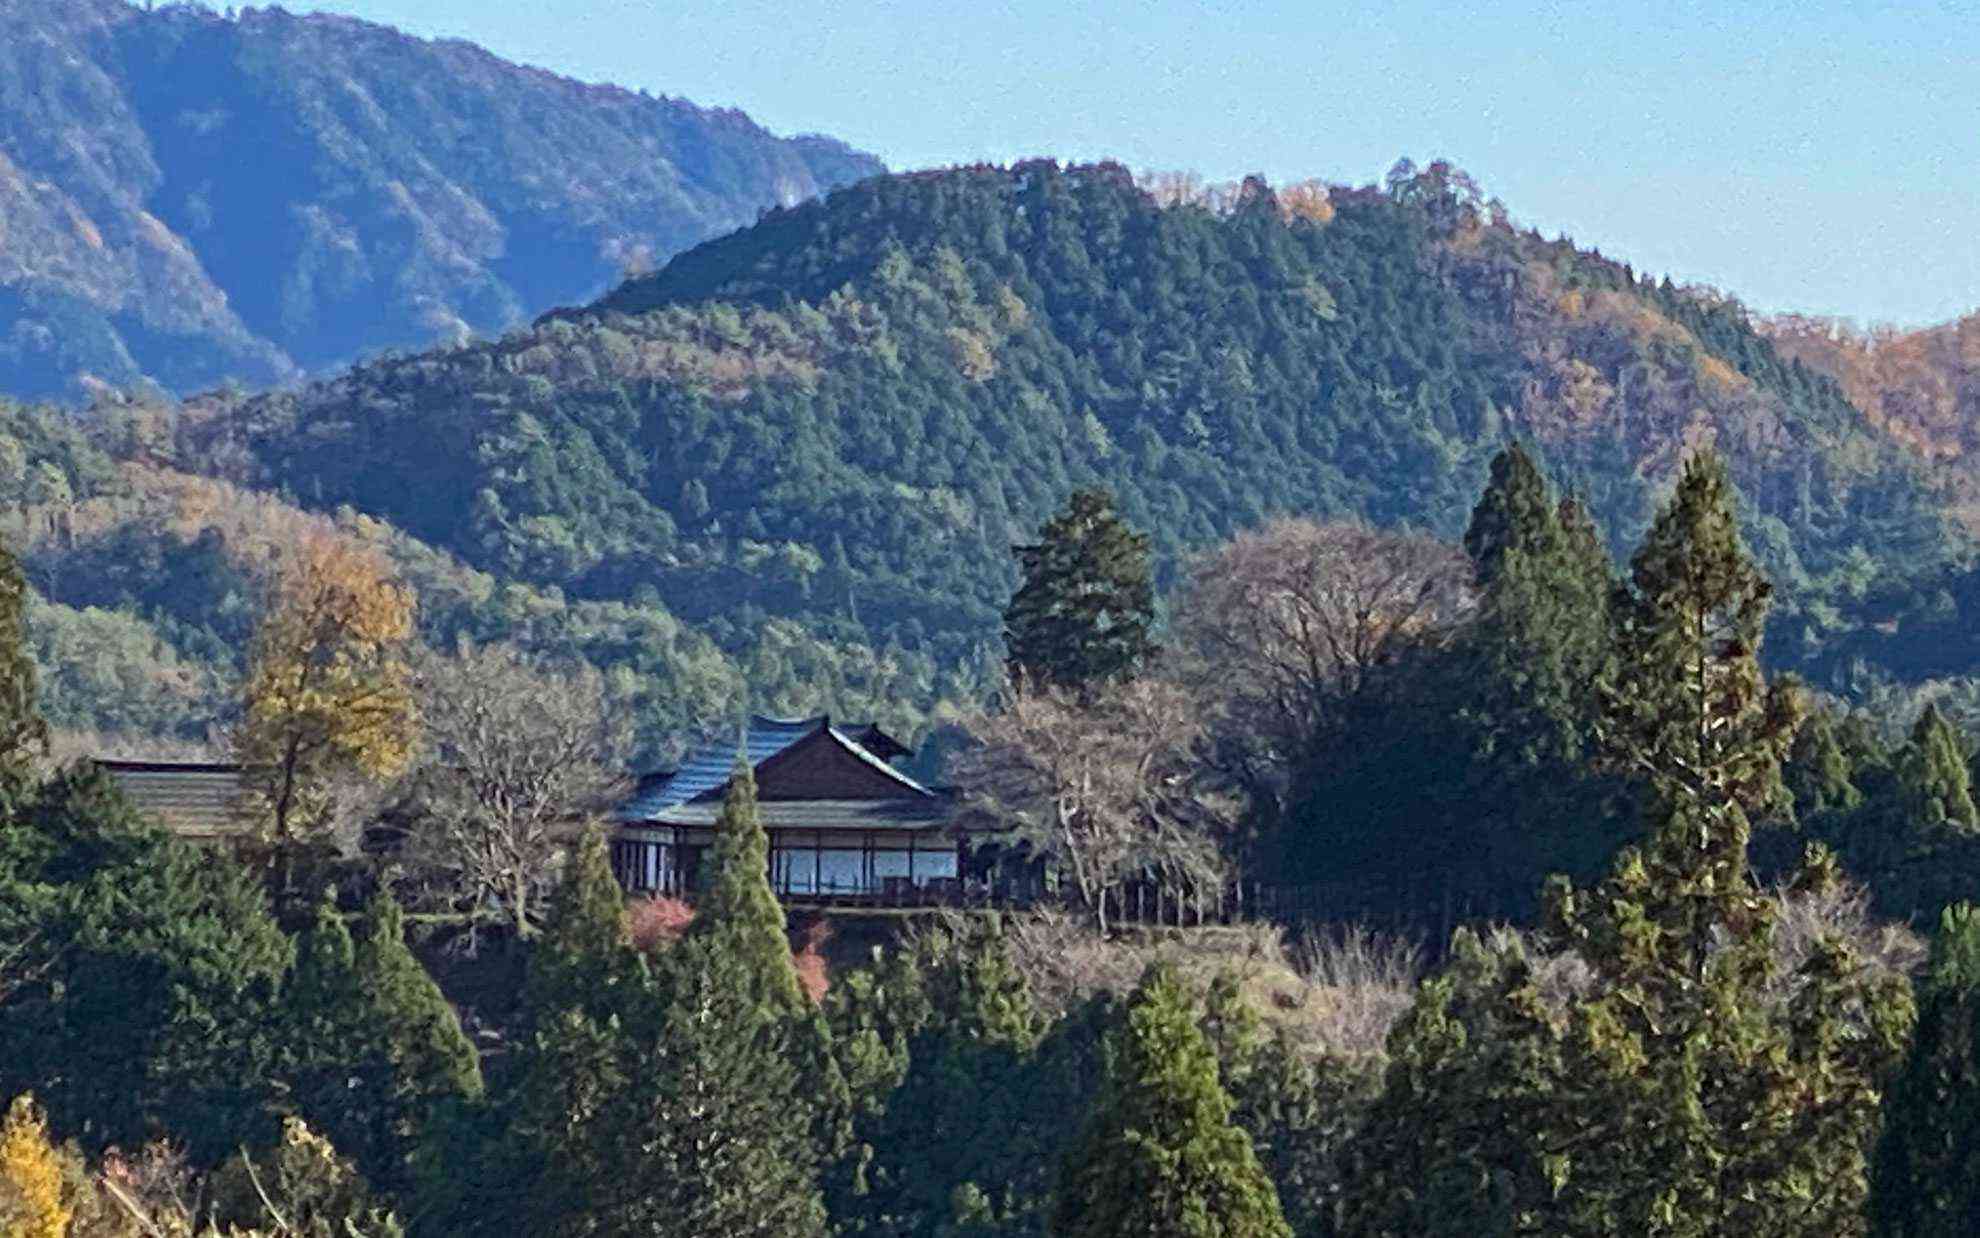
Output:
[
  {"xmin": 1276, "ymin": 178, "xmax": 1335, "ymax": 225},
  {"xmin": 0, "ymin": 1095, "xmax": 74, "ymax": 1238},
  {"xmin": 236, "ymin": 530, "xmax": 417, "ymax": 896}
]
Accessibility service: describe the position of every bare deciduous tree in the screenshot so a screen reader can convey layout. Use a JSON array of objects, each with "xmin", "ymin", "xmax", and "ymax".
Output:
[
  {"xmin": 397, "ymin": 642, "xmax": 630, "ymax": 949},
  {"xmin": 952, "ymin": 675, "xmax": 1235, "ymax": 932},
  {"xmin": 1171, "ymin": 518, "xmax": 1473, "ymax": 820}
]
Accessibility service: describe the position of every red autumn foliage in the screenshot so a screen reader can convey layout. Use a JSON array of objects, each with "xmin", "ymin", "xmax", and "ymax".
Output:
[
  {"xmin": 792, "ymin": 915, "xmax": 833, "ymax": 1004},
  {"xmin": 622, "ymin": 896, "xmax": 832, "ymax": 1003},
  {"xmin": 625, "ymin": 896, "xmax": 696, "ymax": 950}
]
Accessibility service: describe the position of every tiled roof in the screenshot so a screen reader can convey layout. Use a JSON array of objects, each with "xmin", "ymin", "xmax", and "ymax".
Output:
[
  {"xmin": 617, "ymin": 714, "xmax": 933, "ymax": 822},
  {"xmin": 96, "ymin": 760, "xmax": 254, "ymax": 840}
]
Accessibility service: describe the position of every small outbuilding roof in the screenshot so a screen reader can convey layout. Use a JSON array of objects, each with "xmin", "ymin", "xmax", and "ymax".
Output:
[{"xmin": 96, "ymin": 760, "xmax": 255, "ymax": 841}]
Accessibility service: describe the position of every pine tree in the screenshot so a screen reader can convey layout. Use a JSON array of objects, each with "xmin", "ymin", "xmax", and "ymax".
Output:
[
  {"xmin": 1052, "ymin": 963, "xmax": 1289, "ymax": 1238},
  {"xmin": 1896, "ymin": 703, "xmax": 1978, "ymax": 832},
  {"xmin": 1870, "ymin": 901, "xmax": 1980, "ymax": 1236},
  {"xmin": 1003, "ymin": 488, "xmax": 1156, "ymax": 693}
]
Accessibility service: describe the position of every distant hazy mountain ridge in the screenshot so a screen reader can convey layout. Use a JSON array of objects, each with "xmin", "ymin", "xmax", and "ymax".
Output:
[{"xmin": 0, "ymin": 0, "xmax": 883, "ymax": 398}]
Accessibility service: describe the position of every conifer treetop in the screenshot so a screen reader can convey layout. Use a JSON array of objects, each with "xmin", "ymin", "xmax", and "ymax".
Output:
[
  {"xmin": 0, "ymin": 533, "xmax": 45, "ymax": 788},
  {"xmin": 1052, "ymin": 962, "xmax": 1290, "ymax": 1238},
  {"xmin": 1004, "ymin": 487, "xmax": 1157, "ymax": 694},
  {"xmin": 689, "ymin": 761, "xmax": 807, "ymax": 1017}
]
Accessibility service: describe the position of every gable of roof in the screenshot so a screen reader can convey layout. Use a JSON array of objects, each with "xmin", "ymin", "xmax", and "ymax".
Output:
[{"xmin": 617, "ymin": 715, "xmax": 931, "ymax": 822}]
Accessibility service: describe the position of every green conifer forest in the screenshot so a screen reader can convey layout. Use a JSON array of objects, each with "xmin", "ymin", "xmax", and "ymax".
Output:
[{"xmin": 8, "ymin": 116, "xmax": 1980, "ymax": 1232}]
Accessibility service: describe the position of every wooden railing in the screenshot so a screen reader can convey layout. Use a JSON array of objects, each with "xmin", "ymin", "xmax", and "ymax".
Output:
[{"xmin": 778, "ymin": 876, "xmax": 1364, "ymax": 929}]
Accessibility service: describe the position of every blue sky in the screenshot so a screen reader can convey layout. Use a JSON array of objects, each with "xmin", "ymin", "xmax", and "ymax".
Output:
[{"xmin": 278, "ymin": 0, "xmax": 1980, "ymax": 327}]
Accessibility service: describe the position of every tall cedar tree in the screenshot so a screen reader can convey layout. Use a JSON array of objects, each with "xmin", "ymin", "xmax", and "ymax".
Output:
[
  {"xmin": 1003, "ymin": 488, "xmax": 1156, "ymax": 694},
  {"xmin": 500, "ymin": 828, "xmax": 637, "ymax": 1236},
  {"xmin": 1786, "ymin": 706, "xmax": 1864, "ymax": 819},
  {"xmin": 1870, "ymin": 901, "xmax": 1980, "ymax": 1236},
  {"xmin": 698, "ymin": 759, "xmax": 857, "ymax": 1160},
  {"xmin": 830, "ymin": 920, "xmax": 1070, "ymax": 1236},
  {"xmin": 1601, "ymin": 450, "xmax": 1800, "ymax": 829},
  {"xmin": 521, "ymin": 827, "xmax": 635, "ymax": 1031},
  {"xmin": 687, "ymin": 761, "xmax": 805, "ymax": 1015},
  {"xmin": 1293, "ymin": 447, "xmax": 1620, "ymax": 930},
  {"xmin": 0, "ymin": 532, "xmax": 44, "ymax": 793},
  {"xmin": 1460, "ymin": 448, "xmax": 1614, "ymax": 769},
  {"xmin": 0, "ymin": 530, "xmax": 46, "ymax": 1033},
  {"xmin": 658, "ymin": 762, "xmax": 832, "ymax": 1232},
  {"xmin": 551, "ymin": 768, "xmax": 829, "ymax": 1237},
  {"xmin": 1340, "ymin": 928, "xmax": 1575, "ymax": 1236},
  {"xmin": 289, "ymin": 890, "xmax": 481, "ymax": 1201},
  {"xmin": 1344, "ymin": 453, "xmax": 1912, "ymax": 1236},
  {"xmin": 1200, "ymin": 971, "xmax": 1360, "ymax": 1238},
  {"xmin": 620, "ymin": 929, "xmax": 830, "ymax": 1237},
  {"xmin": 1454, "ymin": 445, "xmax": 1619, "ymax": 910},
  {"xmin": 506, "ymin": 788, "xmax": 829, "ymax": 1236},
  {"xmin": 1052, "ymin": 963, "xmax": 1289, "ymax": 1238},
  {"xmin": 1896, "ymin": 703, "xmax": 1978, "ymax": 832},
  {"xmin": 1546, "ymin": 452, "xmax": 1906, "ymax": 1234}
]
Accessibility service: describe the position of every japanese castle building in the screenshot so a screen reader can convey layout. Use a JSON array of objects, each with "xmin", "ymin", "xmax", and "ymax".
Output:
[{"xmin": 612, "ymin": 715, "xmax": 960, "ymax": 900}]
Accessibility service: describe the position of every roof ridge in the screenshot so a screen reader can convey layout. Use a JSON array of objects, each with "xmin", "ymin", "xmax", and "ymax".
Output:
[
  {"xmin": 748, "ymin": 713, "xmax": 831, "ymax": 730},
  {"xmin": 824, "ymin": 725, "xmax": 934, "ymax": 797},
  {"xmin": 94, "ymin": 759, "xmax": 245, "ymax": 774}
]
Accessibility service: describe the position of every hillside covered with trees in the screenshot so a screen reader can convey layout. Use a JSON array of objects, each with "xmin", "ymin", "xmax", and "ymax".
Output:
[
  {"xmin": 0, "ymin": 0, "xmax": 882, "ymax": 399},
  {"xmin": 10, "ymin": 444, "xmax": 1980, "ymax": 1237},
  {"xmin": 161, "ymin": 159, "xmax": 1966, "ymax": 710}
]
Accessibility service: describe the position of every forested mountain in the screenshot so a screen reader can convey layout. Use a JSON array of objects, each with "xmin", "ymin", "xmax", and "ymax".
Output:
[
  {"xmin": 1764, "ymin": 313, "xmax": 1980, "ymax": 522},
  {"xmin": 17, "ymin": 155, "xmax": 1980, "ymax": 1238},
  {"xmin": 0, "ymin": 0, "xmax": 882, "ymax": 400},
  {"xmin": 160, "ymin": 159, "xmax": 1964, "ymax": 700}
]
